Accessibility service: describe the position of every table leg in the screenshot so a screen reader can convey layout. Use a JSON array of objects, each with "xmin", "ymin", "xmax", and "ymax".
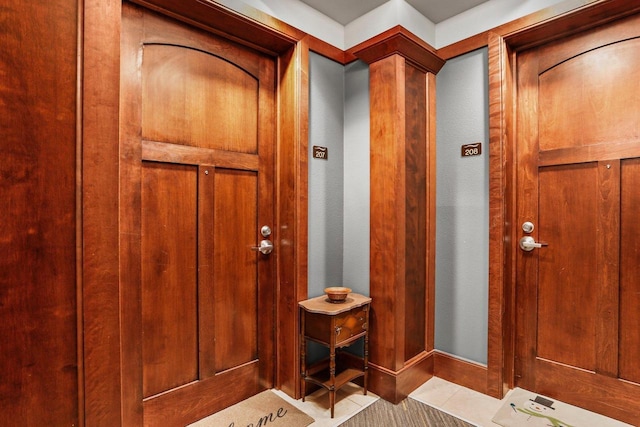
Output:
[
  {"xmin": 300, "ymin": 307, "xmax": 306, "ymax": 402},
  {"xmin": 364, "ymin": 306, "xmax": 369, "ymax": 395},
  {"xmin": 329, "ymin": 337, "xmax": 336, "ymax": 417}
]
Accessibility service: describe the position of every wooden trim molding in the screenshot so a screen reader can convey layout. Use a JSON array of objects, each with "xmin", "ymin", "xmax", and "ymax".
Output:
[
  {"xmin": 305, "ymin": 34, "xmax": 357, "ymax": 64},
  {"xmin": 437, "ymin": 0, "xmax": 640, "ymax": 60},
  {"xmin": 276, "ymin": 38, "xmax": 310, "ymax": 398},
  {"xmin": 434, "ymin": 352, "xmax": 489, "ymax": 394},
  {"xmin": 82, "ymin": 1, "xmax": 124, "ymax": 425},
  {"xmin": 349, "ymin": 25, "xmax": 445, "ymax": 73},
  {"xmin": 486, "ymin": 31, "xmax": 515, "ymax": 399},
  {"xmin": 369, "ymin": 352, "xmax": 435, "ymax": 404},
  {"xmin": 131, "ymin": 0, "xmax": 304, "ymax": 55}
]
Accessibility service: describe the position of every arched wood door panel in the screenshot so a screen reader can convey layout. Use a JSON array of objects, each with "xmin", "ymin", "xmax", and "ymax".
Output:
[{"xmin": 141, "ymin": 44, "xmax": 259, "ymax": 153}]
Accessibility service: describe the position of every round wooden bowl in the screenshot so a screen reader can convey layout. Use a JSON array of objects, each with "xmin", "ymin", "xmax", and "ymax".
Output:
[{"xmin": 324, "ymin": 287, "xmax": 352, "ymax": 303}]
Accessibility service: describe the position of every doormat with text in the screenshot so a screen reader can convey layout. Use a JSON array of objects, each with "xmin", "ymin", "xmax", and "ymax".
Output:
[
  {"xmin": 189, "ymin": 390, "xmax": 314, "ymax": 427},
  {"xmin": 492, "ymin": 388, "xmax": 631, "ymax": 427}
]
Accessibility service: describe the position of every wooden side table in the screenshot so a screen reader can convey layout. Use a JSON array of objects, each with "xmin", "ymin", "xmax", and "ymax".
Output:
[{"xmin": 299, "ymin": 293, "xmax": 371, "ymax": 418}]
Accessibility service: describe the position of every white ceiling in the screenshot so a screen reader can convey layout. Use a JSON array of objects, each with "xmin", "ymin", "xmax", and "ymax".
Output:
[{"xmin": 298, "ymin": 0, "xmax": 490, "ymax": 25}]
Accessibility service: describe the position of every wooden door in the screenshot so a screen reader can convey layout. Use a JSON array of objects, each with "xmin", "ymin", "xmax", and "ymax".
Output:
[
  {"xmin": 515, "ymin": 13, "xmax": 640, "ymax": 424},
  {"xmin": 121, "ymin": 4, "xmax": 276, "ymax": 426}
]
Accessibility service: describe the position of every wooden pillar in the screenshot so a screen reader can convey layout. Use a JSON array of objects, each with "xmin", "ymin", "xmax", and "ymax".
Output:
[{"xmin": 350, "ymin": 26, "xmax": 445, "ymax": 403}]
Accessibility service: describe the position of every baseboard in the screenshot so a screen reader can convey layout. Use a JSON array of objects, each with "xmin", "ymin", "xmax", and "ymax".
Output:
[
  {"xmin": 368, "ymin": 351, "xmax": 434, "ymax": 404},
  {"xmin": 433, "ymin": 351, "xmax": 488, "ymax": 395}
]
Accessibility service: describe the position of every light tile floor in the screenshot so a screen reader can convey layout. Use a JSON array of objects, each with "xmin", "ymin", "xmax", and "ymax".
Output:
[{"xmin": 276, "ymin": 377, "xmax": 628, "ymax": 426}]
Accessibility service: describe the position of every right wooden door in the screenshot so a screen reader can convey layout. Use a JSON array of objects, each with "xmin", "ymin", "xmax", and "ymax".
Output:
[{"xmin": 515, "ymin": 12, "xmax": 640, "ymax": 424}]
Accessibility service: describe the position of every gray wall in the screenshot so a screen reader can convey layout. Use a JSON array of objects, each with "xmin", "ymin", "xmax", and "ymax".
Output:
[
  {"xmin": 435, "ymin": 48, "xmax": 489, "ymax": 364},
  {"xmin": 342, "ymin": 60, "xmax": 370, "ymax": 296},
  {"xmin": 308, "ymin": 54, "xmax": 370, "ymax": 298},
  {"xmin": 308, "ymin": 48, "xmax": 490, "ymax": 366},
  {"xmin": 308, "ymin": 52, "xmax": 345, "ymax": 298}
]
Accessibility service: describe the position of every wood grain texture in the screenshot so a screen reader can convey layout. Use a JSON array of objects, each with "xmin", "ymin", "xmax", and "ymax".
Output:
[
  {"xmin": 535, "ymin": 359, "xmax": 640, "ymax": 425},
  {"xmin": 486, "ymin": 32, "xmax": 513, "ymax": 399},
  {"xmin": 425, "ymin": 72, "xmax": 437, "ymax": 355},
  {"xmin": 437, "ymin": 0, "xmax": 640, "ymax": 59},
  {"xmin": 502, "ymin": 0, "xmax": 640, "ymax": 51},
  {"xmin": 131, "ymin": 0, "xmax": 304, "ymax": 55},
  {"xmin": 142, "ymin": 45, "xmax": 259, "ymax": 153},
  {"xmin": 437, "ymin": 32, "xmax": 489, "ymax": 60},
  {"xmin": 1, "ymin": 1, "xmax": 79, "ymax": 425},
  {"xmin": 276, "ymin": 40, "xmax": 309, "ymax": 398},
  {"xmin": 595, "ymin": 160, "xmax": 620, "ymax": 377},
  {"xmin": 368, "ymin": 352, "xmax": 434, "ymax": 404},
  {"xmin": 82, "ymin": 0, "xmax": 125, "ymax": 425},
  {"xmin": 365, "ymin": 37, "xmax": 440, "ymax": 400},
  {"xmin": 198, "ymin": 165, "xmax": 216, "ymax": 380},
  {"xmin": 434, "ymin": 352, "xmax": 488, "ymax": 395},
  {"xmin": 537, "ymin": 164, "xmax": 598, "ymax": 370},
  {"xmin": 437, "ymin": 0, "xmax": 640, "ymax": 407},
  {"xmin": 619, "ymin": 159, "xmax": 640, "ymax": 384},
  {"xmin": 213, "ymin": 169, "xmax": 259, "ymax": 372},
  {"xmin": 369, "ymin": 55, "xmax": 406, "ymax": 372},
  {"xmin": 305, "ymin": 34, "xmax": 355, "ymax": 64},
  {"xmin": 142, "ymin": 362, "xmax": 260, "ymax": 426},
  {"xmin": 538, "ymin": 39, "xmax": 640, "ymax": 152},
  {"xmin": 513, "ymin": 47, "xmax": 540, "ymax": 393},
  {"xmin": 119, "ymin": 6, "xmax": 145, "ymax": 425},
  {"xmin": 513, "ymin": 13, "xmax": 640, "ymax": 422},
  {"xmin": 349, "ymin": 26, "xmax": 445, "ymax": 74},
  {"xmin": 141, "ymin": 163, "xmax": 199, "ymax": 397},
  {"xmin": 403, "ymin": 63, "xmax": 427, "ymax": 361},
  {"xmin": 120, "ymin": 4, "xmax": 281, "ymax": 425}
]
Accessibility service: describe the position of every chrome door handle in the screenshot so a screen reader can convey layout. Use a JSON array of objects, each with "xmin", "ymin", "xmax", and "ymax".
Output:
[
  {"xmin": 251, "ymin": 239, "xmax": 273, "ymax": 255},
  {"xmin": 519, "ymin": 236, "xmax": 547, "ymax": 252}
]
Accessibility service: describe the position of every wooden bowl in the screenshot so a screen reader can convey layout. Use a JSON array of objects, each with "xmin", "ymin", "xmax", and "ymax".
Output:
[{"xmin": 324, "ymin": 287, "xmax": 352, "ymax": 303}]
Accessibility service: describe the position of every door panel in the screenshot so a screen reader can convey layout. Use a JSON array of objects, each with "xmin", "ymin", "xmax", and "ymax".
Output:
[
  {"xmin": 515, "ymin": 13, "xmax": 640, "ymax": 424},
  {"xmin": 141, "ymin": 162, "xmax": 199, "ymax": 398},
  {"xmin": 122, "ymin": 3, "xmax": 276, "ymax": 425},
  {"xmin": 213, "ymin": 169, "xmax": 259, "ymax": 372},
  {"xmin": 142, "ymin": 44, "xmax": 258, "ymax": 153},
  {"xmin": 538, "ymin": 40, "xmax": 640, "ymax": 151},
  {"xmin": 620, "ymin": 158, "xmax": 640, "ymax": 384},
  {"xmin": 537, "ymin": 164, "xmax": 598, "ymax": 370}
]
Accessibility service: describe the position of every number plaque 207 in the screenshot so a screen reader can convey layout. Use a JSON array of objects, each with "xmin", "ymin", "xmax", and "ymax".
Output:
[{"xmin": 461, "ymin": 143, "xmax": 482, "ymax": 157}]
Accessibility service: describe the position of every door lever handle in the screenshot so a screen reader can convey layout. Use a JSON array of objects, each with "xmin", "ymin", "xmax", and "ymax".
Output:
[
  {"xmin": 519, "ymin": 236, "xmax": 548, "ymax": 252},
  {"xmin": 251, "ymin": 239, "xmax": 274, "ymax": 255}
]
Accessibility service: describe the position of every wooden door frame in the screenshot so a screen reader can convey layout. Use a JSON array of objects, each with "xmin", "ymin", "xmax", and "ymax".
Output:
[
  {"xmin": 81, "ymin": 1, "xmax": 309, "ymax": 425},
  {"xmin": 434, "ymin": 0, "xmax": 640, "ymax": 400},
  {"xmin": 488, "ymin": 0, "xmax": 640, "ymax": 398}
]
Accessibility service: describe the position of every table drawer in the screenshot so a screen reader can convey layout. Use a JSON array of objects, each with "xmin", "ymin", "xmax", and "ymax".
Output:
[{"xmin": 335, "ymin": 307, "xmax": 367, "ymax": 344}]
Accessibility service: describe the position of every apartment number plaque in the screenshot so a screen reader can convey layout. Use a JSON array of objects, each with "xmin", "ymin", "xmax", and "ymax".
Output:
[
  {"xmin": 313, "ymin": 146, "xmax": 328, "ymax": 160},
  {"xmin": 461, "ymin": 143, "xmax": 482, "ymax": 157}
]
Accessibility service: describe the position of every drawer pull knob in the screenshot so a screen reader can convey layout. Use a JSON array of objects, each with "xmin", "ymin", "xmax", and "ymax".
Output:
[
  {"xmin": 335, "ymin": 326, "xmax": 342, "ymax": 335},
  {"xmin": 362, "ymin": 322, "xmax": 367, "ymax": 330}
]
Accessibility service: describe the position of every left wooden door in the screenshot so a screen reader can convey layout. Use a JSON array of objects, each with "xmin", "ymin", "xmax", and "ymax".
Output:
[{"xmin": 120, "ymin": 4, "xmax": 276, "ymax": 426}]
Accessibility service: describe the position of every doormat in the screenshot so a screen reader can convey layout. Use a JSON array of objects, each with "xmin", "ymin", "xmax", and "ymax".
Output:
[
  {"xmin": 491, "ymin": 388, "xmax": 632, "ymax": 427},
  {"xmin": 339, "ymin": 397, "xmax": 475, "ymax": 427},
  {"xmin": 189, "ymin": 390, "xmax": 314, "ymax": 427}
]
